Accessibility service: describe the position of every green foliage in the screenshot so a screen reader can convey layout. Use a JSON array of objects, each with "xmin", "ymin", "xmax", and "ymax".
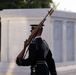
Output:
[
  {"xmin": 25, "ymin": 0, "xmax": 53, "ymax": 8},
  {"xmin": 0, "ymin": 0, "xmax": 26, "ymax": 10},
  {"xmin": 0, "ymin": 0, "xmax": 53, "ymax": 10}
]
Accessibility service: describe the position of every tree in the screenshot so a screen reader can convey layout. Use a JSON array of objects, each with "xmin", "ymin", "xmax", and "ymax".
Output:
[
  {"xmin": 24, "ymin": 0, "xmax": 53, "ymax": 8},
  {"xmin": 0, "ymin": 0, "xmax": 26, "ymax": 10},
  {"xmin": 0, "ymin": 0, "xmax": 54, "ymax": 10}
]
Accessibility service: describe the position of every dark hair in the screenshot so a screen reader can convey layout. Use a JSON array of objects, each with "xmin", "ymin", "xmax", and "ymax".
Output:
[
  {"xmin": 30, "ymin": 24, "xmax": 44, "ymax": 32},
  {"xmin": 39, "ymin": 27, "xmax": 43, "ymax": 32},
  {"xmin": 30, "ymin": 26, "xmax": 43, "ymax": 32}
]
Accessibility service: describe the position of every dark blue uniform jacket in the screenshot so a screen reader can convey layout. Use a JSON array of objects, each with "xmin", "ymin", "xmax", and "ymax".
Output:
[{"xmin": 16, "ymin": 37, "xmax": 57, "ymax": 75}]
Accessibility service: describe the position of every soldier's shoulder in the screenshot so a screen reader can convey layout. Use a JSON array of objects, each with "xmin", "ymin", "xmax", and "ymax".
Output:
[{"xmin": 30, "ymin": 40, "xmax": 36, "ymax": 44}]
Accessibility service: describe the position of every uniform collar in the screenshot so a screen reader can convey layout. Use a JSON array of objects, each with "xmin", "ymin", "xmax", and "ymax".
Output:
[
  {"xmin": 31, "ymin": 36, "xmax": 41, "ymax": 42},
  {"xmin": 34, "ymin": 36, "xmax": 41, "ymax": 40}
]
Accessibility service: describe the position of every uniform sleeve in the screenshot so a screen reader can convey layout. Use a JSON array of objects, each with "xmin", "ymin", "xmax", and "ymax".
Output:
[
  {"xmin": 45, "ymin": 50, "xmax": 57, "ymax": 75},
  {"xmin": 16, "ymin": 42, "xmax": 36, "ymax": 66}
]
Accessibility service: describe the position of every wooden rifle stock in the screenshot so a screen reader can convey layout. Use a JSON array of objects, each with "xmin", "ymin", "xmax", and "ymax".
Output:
[{"xmin": 17, "ymin": 3, "xmax": 59, "ymax": 58}]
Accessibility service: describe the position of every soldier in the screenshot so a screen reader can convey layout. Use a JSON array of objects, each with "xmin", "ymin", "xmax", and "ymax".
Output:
[{"xmin": 16, "ymin": 24, "xmax": 57, "ymax": 75}]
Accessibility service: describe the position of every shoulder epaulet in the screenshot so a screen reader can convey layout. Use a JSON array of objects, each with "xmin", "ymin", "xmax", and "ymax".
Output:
[
  {"xmin": 30, "ymin": 40, "xmax": 36, "ymax": 44},
  {"xmin": 31, "ymin": 40, "xmax": 38, "ymax": 50}
]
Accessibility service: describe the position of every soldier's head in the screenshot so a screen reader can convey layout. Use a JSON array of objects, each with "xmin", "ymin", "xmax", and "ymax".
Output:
[{"xmin": 30, "ymin": 24, "xmax": 44, "ymax": 36}]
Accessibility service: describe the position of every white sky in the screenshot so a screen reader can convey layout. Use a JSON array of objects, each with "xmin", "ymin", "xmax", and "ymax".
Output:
[{"xmin": 53, "ymin": 0, "xmax": 76, "ymax": 12}]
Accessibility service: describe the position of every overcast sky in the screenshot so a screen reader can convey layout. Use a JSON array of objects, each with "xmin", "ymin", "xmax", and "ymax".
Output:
[{"xmin": 53, "ymin": 0, "xmax": 76, "ymax": 12}]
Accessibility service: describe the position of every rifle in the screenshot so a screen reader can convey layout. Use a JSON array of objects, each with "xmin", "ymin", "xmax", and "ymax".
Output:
[{"xmin": 17, "ymin": 3, "xmax": 59, "ymax": 58}]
